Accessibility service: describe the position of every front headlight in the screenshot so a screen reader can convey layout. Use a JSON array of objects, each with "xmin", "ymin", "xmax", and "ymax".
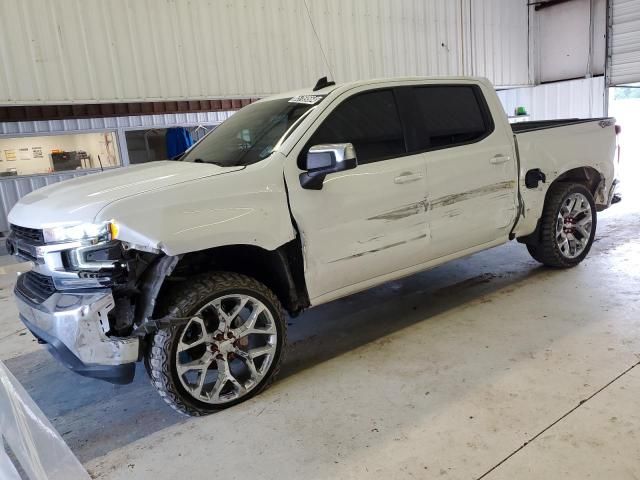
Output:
[{"xmin": 42, "ymin": 221, "xmax": 118, "ymax": 244}]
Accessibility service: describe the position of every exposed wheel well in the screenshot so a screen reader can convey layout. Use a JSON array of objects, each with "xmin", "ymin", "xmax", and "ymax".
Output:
[
  {"xmin": 553, "ymin": 166, "xmax": 602, "ymax": 197},
  {"xmin": 163, "ymin": 239, "xmax": 310, "ymax": 316}
]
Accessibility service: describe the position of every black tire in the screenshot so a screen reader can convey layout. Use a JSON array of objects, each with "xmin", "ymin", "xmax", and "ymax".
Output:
[
  {"xmin": 146, "ymin": 272, "xmax": 286, "ymax": 416},
  {"xmin": 526, "ymin": 182, "xmax": 597, "ymax": 268}
]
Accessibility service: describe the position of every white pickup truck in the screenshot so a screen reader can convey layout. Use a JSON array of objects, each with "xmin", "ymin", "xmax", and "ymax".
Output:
[{"xmin": 7, "ymin": 76, "xmax": 620, "ymax": 416}]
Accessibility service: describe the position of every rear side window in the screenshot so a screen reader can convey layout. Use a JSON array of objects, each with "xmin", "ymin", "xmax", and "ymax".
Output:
[
  {"xmin": 307, "ymin": 89, "xmax": 406, "ymax": 165},
  {"xmin": 412, "ymin": 86, "xmax": 493, "ymax": 150}
]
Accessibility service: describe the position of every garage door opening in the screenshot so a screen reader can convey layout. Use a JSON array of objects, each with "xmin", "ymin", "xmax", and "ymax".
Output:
[{"xmin": 608, "ymin": 84, "xmax": 640, "ymax": 209}]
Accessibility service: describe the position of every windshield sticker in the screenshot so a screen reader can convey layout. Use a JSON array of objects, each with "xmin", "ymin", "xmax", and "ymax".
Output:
[{"xmin": 288, "ymin": 95, "xmax": 323, "ymax": 105}]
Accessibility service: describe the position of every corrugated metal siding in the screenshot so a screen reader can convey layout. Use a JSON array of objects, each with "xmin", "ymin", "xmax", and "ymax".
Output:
[
  {"xmin": 497, "ymin": 77, "xmax": 606, "ymax": 120},
  {"xmin": 609, "ymin": 0, "xmax": 640, "ymax": 85},
  {"xmin": 0, "ymin": 170, "xmax": 105, "ymax": 232},
  {"xmin": 306, "ymin": 0, "xmax": 465, "ymax": 81},
  {"xmin": 469, "ymin": 0, "xmax": 530, "ymax": 86},
  {"xmin": 0, "ymin": 111, "xmax": 233, "ymax": 136},
  {"xmin": 0, "ymin": 0, "xmax": 530, "ymax": 106}
]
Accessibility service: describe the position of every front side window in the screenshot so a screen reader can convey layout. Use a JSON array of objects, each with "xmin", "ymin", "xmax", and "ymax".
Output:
[
  {"xmin": 182, "ymin": 99, "xmax": 313, "ymax": 167},
  {"xmin": 307, "ymin": 89, "xmax": 406, "ymax": 165},
  {"xmin": 412, "ymin": 85, "xmax": 492, "ymax": 150}
]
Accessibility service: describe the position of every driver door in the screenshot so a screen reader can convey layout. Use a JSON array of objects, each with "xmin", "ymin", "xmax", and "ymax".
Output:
[{"xmin": 284, "ymin": 87, "xmax": 429, "ymax": 303}]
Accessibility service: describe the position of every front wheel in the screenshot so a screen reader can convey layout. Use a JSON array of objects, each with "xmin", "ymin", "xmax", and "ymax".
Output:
[
  {"xmin": 526, "ymin": 182, "xmax": 597, "ymax": 268},
  {"xmin": 147, "ymin": 272, "xmax": 286, "ymax": 416}
]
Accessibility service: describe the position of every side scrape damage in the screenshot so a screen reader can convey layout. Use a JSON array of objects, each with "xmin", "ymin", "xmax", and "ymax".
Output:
[
  {"xmin": 368, "ymin": 201, "xmax": 429, "ymax": 221},
  {"xmin": 329, "ymin": 233, "xmax": 427, "ymax": 263},
  {"xmin": 367, "ymin": 181, "xmax": 516, "ymax": 222},
  {"xmin": 429, "ymin": 181, "xmax": 516, "ymax": 209}
]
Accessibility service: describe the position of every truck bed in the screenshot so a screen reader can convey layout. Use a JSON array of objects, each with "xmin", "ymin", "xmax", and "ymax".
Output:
[
  {"xmin": 511, "ymin": 117, "xmax": 612, "ymax": 133},
  {"xmin": 511, "ymin": 116, "xmax": 617, "ymax": 239}
]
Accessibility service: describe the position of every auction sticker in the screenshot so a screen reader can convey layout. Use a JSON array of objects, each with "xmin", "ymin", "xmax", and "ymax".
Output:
[{"xmin": 288, "ymin": 95, "xmax": 324, "ymax": 105}]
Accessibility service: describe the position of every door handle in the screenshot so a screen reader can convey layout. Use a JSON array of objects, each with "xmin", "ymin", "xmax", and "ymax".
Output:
[
  {"xmin": 489, "ymin": 154, "xmax": 510, "ymax": 165},
  {"xmin": 394, "ymin": 172, "xmax": 423, "ymax": 184}
]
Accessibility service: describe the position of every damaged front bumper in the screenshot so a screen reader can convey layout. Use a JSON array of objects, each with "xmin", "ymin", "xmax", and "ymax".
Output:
[{"xmin": 14, "ymin": 274, "xmax": 139, "ymax": 384}]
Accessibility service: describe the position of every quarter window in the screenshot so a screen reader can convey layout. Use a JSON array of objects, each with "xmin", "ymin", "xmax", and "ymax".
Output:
[
  {"xmin": 413, "ymin": 86, "xmax": 492, "ymax": 150},
  {"xmin": 307, "ymin": 89, "xmax": 406, "ymax": 165}
]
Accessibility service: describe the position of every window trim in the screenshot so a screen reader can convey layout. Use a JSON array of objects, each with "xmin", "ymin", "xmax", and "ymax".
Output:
[
  {"xmin": 298, "ymin": 87, "xmax": 409, "ymax": 168},
  {"xmin": 402, "ymin": 84, "xmax": 496, "ymax": 155}
]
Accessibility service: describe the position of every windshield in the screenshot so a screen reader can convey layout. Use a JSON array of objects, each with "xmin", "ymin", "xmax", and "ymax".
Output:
[{"xmin": 181, "ymin": 98, "xmax": 316, "ymax": 167}]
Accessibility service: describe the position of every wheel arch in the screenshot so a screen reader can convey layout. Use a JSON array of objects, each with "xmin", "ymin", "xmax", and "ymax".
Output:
[
  {"xmin": 518, "ymin": 167, "xmax": 602, "ymax": 246},
  {"xmin": 160, "ymin": 240, "xmax": 310, "ymax": 317},
  {"xmin": 553, "ymin": 166, "xmax": 603, "ymax": 199}
]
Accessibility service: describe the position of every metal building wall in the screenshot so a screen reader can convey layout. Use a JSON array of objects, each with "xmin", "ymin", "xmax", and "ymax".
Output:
[
  {"xmin": 535, "ymin": 0, "xmax": 607, "ymax": 83},
  {"xmin": 467, "ymin": 0, "xmax": 531, "ymax": 87},
  {"xmin": 608, "ymin": 0, "xmax": 640, "ymax": 85},
  {"xmin": 0, "ymin": 0, "xmax": 530, "ymax": 106},
  {"xmin": 497, "ymin": 77, "xmax": 606, "ymax": 120},
  {"xmin": 0, "ymin": 111, "xmax": 233, "ymax": 136}
]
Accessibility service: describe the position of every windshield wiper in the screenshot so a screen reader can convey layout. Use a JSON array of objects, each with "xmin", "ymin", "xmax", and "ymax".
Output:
[{"xmin": 192, "ymin": 158, "xmax": 226, "ymax": 166}]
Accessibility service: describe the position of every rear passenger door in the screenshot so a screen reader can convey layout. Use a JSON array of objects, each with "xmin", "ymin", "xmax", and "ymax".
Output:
[{"xmin": 410, "ymin": 83, "xmax": 518, "ymax": 260}]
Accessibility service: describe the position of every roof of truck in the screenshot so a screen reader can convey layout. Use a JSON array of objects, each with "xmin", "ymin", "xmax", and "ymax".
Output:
[{"xmin": 258, "ymin": 76, "xmax": 492, "ymax": 103}]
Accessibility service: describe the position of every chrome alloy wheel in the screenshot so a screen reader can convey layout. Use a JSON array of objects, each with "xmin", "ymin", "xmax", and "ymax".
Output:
[
  {"xmin": 555, "ymin": 192, "xmax": 593, "ymax": 259},
  {"xmin": 175, "ymin": 294, "xmax": 278, "ymax": 405}
]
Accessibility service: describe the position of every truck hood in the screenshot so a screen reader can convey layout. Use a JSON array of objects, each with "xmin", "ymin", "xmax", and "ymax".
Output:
[{"xmin": 8, "ymin": 161, "xmax": 244, "ymax": 228}]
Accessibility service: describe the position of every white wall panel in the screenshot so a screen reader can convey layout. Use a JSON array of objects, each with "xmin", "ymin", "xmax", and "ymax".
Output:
[
  {"xmin": 497, "ymin": 77, "xmax": 606, "ymax": 120},
  {"xmin": 469, "ymin": 0, "xmax": 530, "ymax": 86},
  {"xmin": 608, "ymin": 0, "xmax": 640, "ymax": 85},
  {"xmin": 535, "ymin": 0, "xmax": 606, "ymax": 83},
  {"xmin": 0, "ymin": 0, "xmax": 530, "ymax": 105}
]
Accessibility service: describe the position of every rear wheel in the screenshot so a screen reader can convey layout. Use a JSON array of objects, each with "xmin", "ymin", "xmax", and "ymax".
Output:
[
  {"xmin": 526, "ymin": 183, "xmax": 596, "ymax": 268},
  {"xmin": 147, "ymin": 272, "xmax": 286, "ymax": 416}
]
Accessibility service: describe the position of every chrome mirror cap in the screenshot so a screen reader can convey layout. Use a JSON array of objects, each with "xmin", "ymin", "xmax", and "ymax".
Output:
[{"xmin": 300, "ymin": 143, "xmax": 358, "ymax": 190}]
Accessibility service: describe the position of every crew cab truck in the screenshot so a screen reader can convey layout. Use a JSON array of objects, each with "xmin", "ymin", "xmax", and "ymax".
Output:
[{"xmin": 7, "ymin": 77, "xmax": 620, "ymax": 416}]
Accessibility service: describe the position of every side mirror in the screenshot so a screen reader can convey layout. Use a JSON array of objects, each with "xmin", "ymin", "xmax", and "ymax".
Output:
[{"xmin": 299, "ymin": 143, "xmax": 358, "ymax": 190}]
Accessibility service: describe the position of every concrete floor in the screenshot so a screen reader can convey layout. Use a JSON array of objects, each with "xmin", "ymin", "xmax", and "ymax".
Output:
[{"xmin": 1, "ymin": 191, "xmax": 639, "ymax": 479}]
